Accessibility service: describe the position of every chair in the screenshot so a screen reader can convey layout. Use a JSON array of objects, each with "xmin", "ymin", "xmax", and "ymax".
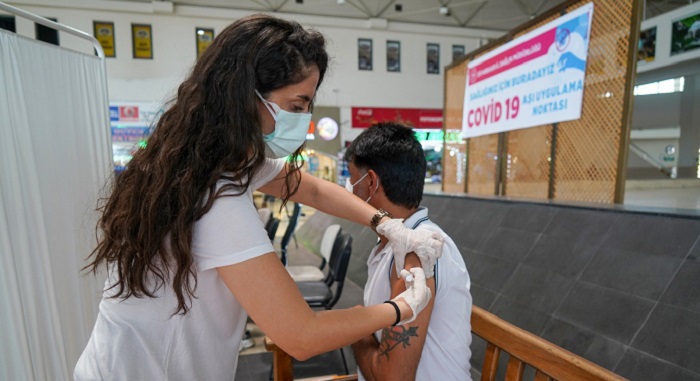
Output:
[
  {"xmin": 287, "ymin": 224, "xmax": 342, "ymax": 282},
  {"xmin": 266, "ymin": 217, "xmax": 280, "ymax": 242},
  {"xmin": 296, "ymin": 232, "xmax": 353, "ymax": 310},
  {"xmin": 258, "ymin": 207, "xmax": 272, "ymax": 227},
  {"xmin": 295, "ymin": 232, "xmax": 353, "ymax": 374},
  {"xmin": 265, "ymin": 337, "xmax": 358, "ymax": 381},
  {"xmin": 278, "ymin": 202, "xmax": 302, "ymax": 265}
]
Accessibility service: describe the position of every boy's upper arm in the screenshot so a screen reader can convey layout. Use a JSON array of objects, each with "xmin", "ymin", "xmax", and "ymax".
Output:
[{"xmin": 375, "ymin": 252, "xmax": 436, "ymax": 380}]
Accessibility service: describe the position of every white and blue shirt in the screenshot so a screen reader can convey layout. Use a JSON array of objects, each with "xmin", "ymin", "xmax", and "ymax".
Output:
[{"xmin": 359, "ymin": 207, "xmax": 473, "ymax": 381}]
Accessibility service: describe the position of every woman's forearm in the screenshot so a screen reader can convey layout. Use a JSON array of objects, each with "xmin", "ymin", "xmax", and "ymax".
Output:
[
  {"xmin": 293, "ymin": 304, "xmax": 402, "ymax": 359},
  {"xmin": 258, "ymin": 166, "xmax": 385, "ymax": 228},
  {"xmin": 290, "ymin": 171, "xmax": 378, "ymax": 227},
  {"xmin": 217, "ymin": 253, "xmax": 412, "ymax": 360}
]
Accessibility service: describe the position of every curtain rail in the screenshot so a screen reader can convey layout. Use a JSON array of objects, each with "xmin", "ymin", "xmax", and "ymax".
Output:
[{"xmin": 0, "ymin": 1, "xmax": 104, "ymax": 58}]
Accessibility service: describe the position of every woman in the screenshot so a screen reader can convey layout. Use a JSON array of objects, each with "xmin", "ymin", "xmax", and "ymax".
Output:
[{"xmin": 75, "ymin": 14, "xmax": 441, "ymax": 380}]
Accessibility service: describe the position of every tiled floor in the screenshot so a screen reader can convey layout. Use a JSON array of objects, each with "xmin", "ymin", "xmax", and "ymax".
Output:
[{"xmin": 624, "ymin": 179, "xmax": 700, "ymax": 212}]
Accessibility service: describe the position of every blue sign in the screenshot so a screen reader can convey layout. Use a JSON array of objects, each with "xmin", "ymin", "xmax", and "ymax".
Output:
[
  {"xmin": 111, "ymin": 127, "xmax": 149, "ymax": 142},
  {"xmin": 110, "ymin": 106, "xmax": 119, "ymax": 122}
]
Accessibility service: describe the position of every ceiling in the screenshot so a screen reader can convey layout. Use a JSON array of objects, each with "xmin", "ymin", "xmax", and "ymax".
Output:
[{"xmin": 123, "ymin": 0, "xmax": 692, "ymax": 32}]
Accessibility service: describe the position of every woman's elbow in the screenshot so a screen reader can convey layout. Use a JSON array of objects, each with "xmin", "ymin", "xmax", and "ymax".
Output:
[
  {"xmin": 268, "ymin": 316, "xmax": 325, "ymax": 360},
  {"xmin": 283, "ymin": 342, "xmax": 315, "ymax": 361},
  {"xmin": 273, "ymin": 332, "xmax": 317, "ymax": 360},
  {"xmin": 290, "ymin": 350, "xmax": 313, "ymax": 362}
]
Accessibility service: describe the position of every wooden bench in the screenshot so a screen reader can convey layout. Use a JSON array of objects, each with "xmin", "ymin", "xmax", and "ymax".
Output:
[{"xmin": 264, "ymin": 306, "xmax": 628, "ymax": 381}]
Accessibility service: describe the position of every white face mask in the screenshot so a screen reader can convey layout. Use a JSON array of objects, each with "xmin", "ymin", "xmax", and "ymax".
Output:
[
  {"xmin": 345, "ymin": 172, "xmax": 368, "ymax": 193},
  {"xmin": 345, "ymin": 172, "xmax": 377, "ymax": 203},
  {"xmin": 256, "ymin": 90, "xmax": 312, "ymax": 159}
]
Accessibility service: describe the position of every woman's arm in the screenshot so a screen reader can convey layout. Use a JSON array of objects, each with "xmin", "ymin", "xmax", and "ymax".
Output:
[
  {"xmin": 257, "ymin": 166, "xmax": 443, "ymax": 277},
  {"xmin": 216, "ymin": 252, "xmax": 413, "ymax": 360},
  {"xmin": 257, "ymin": 167, "xmax": 379, "ymax": 227}
]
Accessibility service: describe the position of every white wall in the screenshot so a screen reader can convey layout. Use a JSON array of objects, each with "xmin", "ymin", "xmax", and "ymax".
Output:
[
  {"xmin": 4, "ymin": 0, "xmax": 503, "ymax": 145},
  {"xmin": 632, "ymin": 92, "xmax": 681, "ymax": 129}
]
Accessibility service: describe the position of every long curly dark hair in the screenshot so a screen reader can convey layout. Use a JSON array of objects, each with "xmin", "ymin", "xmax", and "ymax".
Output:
[{"xmin": 84, "ymin": 14, "xmax": 328, "ymax": 314}]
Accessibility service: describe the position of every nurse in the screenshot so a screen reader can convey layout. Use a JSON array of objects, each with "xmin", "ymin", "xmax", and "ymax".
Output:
[{"xmin": 75, "ymin": 14, "xmax": 441, "ymax": 380}]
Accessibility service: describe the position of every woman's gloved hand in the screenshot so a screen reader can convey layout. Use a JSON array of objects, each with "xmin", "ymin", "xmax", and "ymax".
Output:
[
  {"xmin": 392, "ymin": 268, "xmax": 430, "ymax": 325},
  {"xmin": 375, "ymin": 218, "xmax": 443, "ymax": 278}
]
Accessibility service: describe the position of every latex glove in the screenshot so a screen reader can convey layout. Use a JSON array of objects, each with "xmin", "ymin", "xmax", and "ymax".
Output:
[
  {"xmin": 392, "ymin": 268, "xmax": 431, "ymax": 325},
  {"xmin": 376, "ymin": 218, "xmax": 443, "ymax": 278}
]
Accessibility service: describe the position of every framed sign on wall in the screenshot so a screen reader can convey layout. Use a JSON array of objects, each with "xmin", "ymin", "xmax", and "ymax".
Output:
[
  {"xmin": 452, "ymin": 44, "xmax": 465, "ymax": 62},
  {"xmin": 93, "ymin": 21, "xmax": 115, "ymax": 57},
  {"xmin": 132, "ymin": 24, "xmax": 153, "ymax": 59},
  {"xmin": 671, "ymin": 10, "xmax": 700, "ymax": 56},
  {"xmin": 427, "ymin": 43, "xmax": 440, "ymax": 74},
  {"xmin": 358, "ymin": 38, "xmax": 373, "ymax": 70},
  {"xmin": 195, "ymin": 27, "xmax": 214, "ymax": 59},
  {"xmin": 387, "ymin": 40, "xmax": 400, "ymax": 72}
]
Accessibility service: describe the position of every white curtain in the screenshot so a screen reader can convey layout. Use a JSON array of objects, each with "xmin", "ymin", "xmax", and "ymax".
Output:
[{"xmin": 0, "ymin": 29, "xmax": 112, "ymax": 380}]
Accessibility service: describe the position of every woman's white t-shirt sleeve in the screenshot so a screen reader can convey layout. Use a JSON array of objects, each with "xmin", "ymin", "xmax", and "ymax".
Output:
[
  {"xmin": 192, "ymin": 158, "xmax": 286, "ymax": 272},
  {"xmin": 251, "ymin": 158, "xmax": 286, "ymax": 190}
]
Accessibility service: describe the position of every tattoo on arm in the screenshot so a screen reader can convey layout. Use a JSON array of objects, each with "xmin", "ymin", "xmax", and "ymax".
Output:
[{"xmin": 377, "ymin": 326, "xmax": 419, "ymax": 360}]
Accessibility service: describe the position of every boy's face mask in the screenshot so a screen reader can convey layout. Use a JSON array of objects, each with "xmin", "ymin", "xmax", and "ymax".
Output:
[
  {"xmin": 345, "ymin": 171, "xmax": 378, "ymax": 203},
  {"xmin": 345, "ymin": 172, "xmax": 368, "ymax": 194}
]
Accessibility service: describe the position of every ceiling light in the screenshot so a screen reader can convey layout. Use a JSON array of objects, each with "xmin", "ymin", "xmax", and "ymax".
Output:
[
  {"xmin": 337, "ymin": 0, "xmax": 345, "ymax": 4},
  {"xmin": 439, "ymin": 6, "xmax": 450, "ymax": 16}
]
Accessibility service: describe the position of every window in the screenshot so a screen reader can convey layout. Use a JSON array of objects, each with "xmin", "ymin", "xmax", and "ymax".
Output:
[
  {"xmin": 634, "ymin": 77, "xmax": 684, "ymax": 96},
  {"xmin": 0, "ymin": 15, "xmax": 16, "ymax": 32},
  {"xmin": 36, "ymin": 18, "xmax": 59, "ymax": 45}
]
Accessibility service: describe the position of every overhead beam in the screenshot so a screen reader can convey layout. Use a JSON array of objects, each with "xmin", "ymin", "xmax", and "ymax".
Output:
[
  {"xmin": 272, "ymin": 0, "xmax": 290, "ymax": 12},
  {"xmin": 511, "ymin": 0, "xmax": 532, "ymax": 16},
  {"xmin": 248, "ymin": 0, "xmax": 270, "ymax": 10},
  {"xmin": 348, "ymin": 0, "xmax": 373, "ymax": 17},
  {"xmin": 376, "ymin": 0, "xmax": 398, "ymax": 18},
  {"xmin": 463, "ymin": 0, "xmax": 490, "ymax": 27},
  {"xmin": 533, "ymin": 0, "xmax": 551, "ymax": 14}
]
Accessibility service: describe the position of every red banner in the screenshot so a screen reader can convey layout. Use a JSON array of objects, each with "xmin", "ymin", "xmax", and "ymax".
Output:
[
  {"xmin": 351, "ymin": 107, "xmax": 443, "ymax": 129},
  {"xmin": 119, "ymin": 106, "xmax": 140, "ymax": 121},
  {"xmin": 468, "ymin": 28, "xmax": 554, "ymax": 86}
]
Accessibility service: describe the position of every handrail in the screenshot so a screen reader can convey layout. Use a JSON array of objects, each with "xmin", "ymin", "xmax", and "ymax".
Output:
[
  {"xmin": 629, "ymin": 141, "xmax": 673, "ymax": 178},
  {"xmin": 472, "ymin": 306, "xmax": 627, "ymax": 381},
  {"xmin": 0, "ymin": 1, "xmax": 104, "ymax": 58}
]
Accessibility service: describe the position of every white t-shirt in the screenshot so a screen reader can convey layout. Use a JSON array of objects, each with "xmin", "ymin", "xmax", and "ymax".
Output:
[
  {"xmin": 74, "ymin": 158, "xmax": 285, "ymax": 381},
  {"xmin": 358, "ymin": 207, "xmax": 473, "ymax": 381}
]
